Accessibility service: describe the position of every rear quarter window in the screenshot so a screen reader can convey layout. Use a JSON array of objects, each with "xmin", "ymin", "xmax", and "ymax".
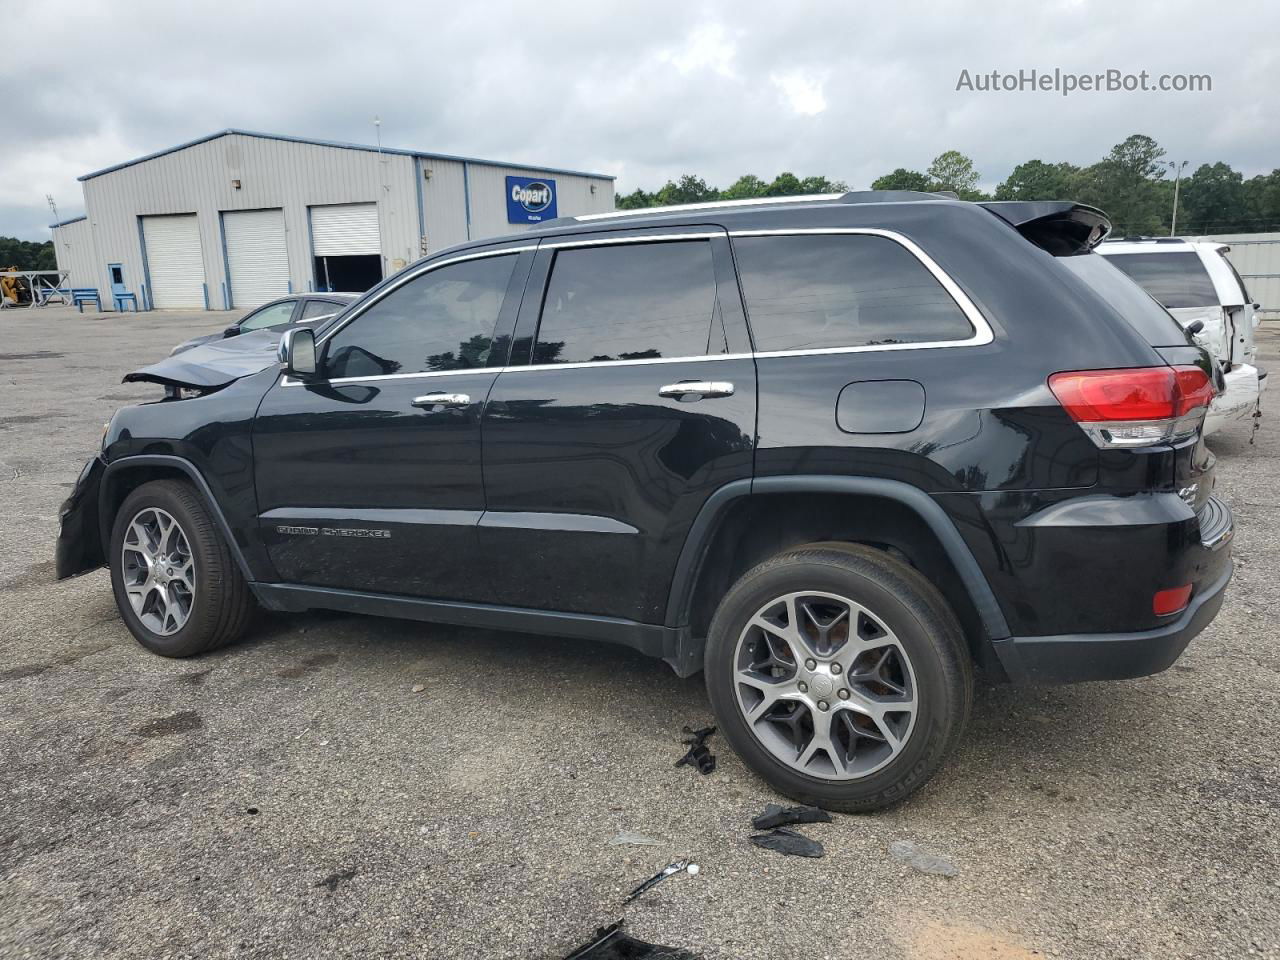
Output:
[
  {"xmin": 1102, "ymin": 251, "xmax": 1219, "ymax": 309},
  {"xmin": 732, "ymin": 234, "xmax": 974, "ymax": 352},
  {"xmin": 1060, "ymin": 253, "xmax": 1192, "ymax": 347}
]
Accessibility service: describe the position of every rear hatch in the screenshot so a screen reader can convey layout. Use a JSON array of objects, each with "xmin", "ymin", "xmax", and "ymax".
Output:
[{"xmin": 980, "ymin": 202, "xmax": 1217, "ymax": 514}]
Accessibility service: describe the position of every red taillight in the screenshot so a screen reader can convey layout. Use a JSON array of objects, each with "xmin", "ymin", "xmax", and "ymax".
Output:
[
  {"xmin": 1153, "ymin": 584, "xmax": 1193, "ymax": 616},
  {"xmin": 1048, "ymin": 366, "xmax": 1213, "ymax": 447}
]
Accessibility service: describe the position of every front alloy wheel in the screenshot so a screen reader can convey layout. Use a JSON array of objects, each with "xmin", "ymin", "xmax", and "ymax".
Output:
[
  {"xmin": 120, "ymin": 506, "xmax": 196, "ymax": 636},
  {"xmin": 734, "ymin": 590, "xmax": 917, "ymax": 780}
]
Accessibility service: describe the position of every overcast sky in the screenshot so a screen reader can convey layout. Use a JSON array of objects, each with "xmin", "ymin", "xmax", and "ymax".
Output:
[{"xmin": 4, "ymin": 0, "xmax": 1277, "ymax": 241}]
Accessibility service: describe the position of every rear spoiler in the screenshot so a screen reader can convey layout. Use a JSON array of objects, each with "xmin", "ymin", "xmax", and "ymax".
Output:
[{"xmin": 979, "ymin": 201, "xmax": 1111, "ymax": 256}]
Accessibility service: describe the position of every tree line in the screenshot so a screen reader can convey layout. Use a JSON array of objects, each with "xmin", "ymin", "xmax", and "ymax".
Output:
[
  {"xmin": 617, "ymin": 135, "xmax": 1280, "ymax": 237},
  {"xmin": 0, "ymin": 237, "xmax": 56, "ymax": 271}
]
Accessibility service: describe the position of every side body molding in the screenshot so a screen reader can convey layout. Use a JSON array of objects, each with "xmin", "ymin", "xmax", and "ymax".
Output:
[
  {"xmin": 100, "ymin": 454, "xmax": 259, "ymax": 583},
  {"xmin": 663, "ymin": 475, "xmax": 1012, "ymax": 640}
]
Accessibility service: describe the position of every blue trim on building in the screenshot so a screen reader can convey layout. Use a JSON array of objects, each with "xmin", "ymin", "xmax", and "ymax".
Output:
[
  {"xmin": 48, "ymin": 215, "xmax": 88, "ymax": 228},
  {"xmin": 305, "ymin": 206, "xmax": 317, "ymax": 292},
  {"xmin": 217, "ymin": 211, "xmax": 234, "ymax": 310},
  {"xmin": 135, "ymin": 217, "xmax": 154, "ymax": 311},
  {"xmin": 414, "ymin": 157, "xmax": 426, "ymax": 256},
  {"xmin": 462, "ymin": 161, "xmax": 473, "ymax": 242},
  {"xmin": 77, "ymin": 128, "xmax": 616, "ymax": 182},
  {"xmin": 202, "ymin": 283, "xmax": 210, "ymax": 310}
]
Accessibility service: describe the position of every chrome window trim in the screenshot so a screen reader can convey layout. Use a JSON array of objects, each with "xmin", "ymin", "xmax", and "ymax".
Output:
[
  {"xmin": 727, "ymin": 228, "xmax": 994, "ymax": 352},
  {"xmin": 281, "ymin": 227, "xmax": 995, "ymax": 386}
]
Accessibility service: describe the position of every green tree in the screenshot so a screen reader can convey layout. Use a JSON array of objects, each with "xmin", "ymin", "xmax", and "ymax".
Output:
[
  {"xmin": 0, "ymin": 237, "xmax": 56, "ymax": 270},
  {"xmin": 798, "ymin": 175, "xmax": 849, "ymax": 194},
  {"xmin": 1084, "ymin": 134, "xmax": 1167, "ymax": 235},
  {"xmin": 870, "ymin": 168, "xmax": 931, "ymax": 191},
  {"xmin": 926, "ymin": 150, "xmax": 983, "ymax": 199},
  {"xmin": 1243, "ymin": 170, "xmax": 1280, "ymax": 231},
  {"xmin": 654, "ymin": 174, "xmax": 719, "ymax": 206},
  {"xmin": 615, "ymin": 187, "xmax": 656, "ymax": 210},
  {"xmin": 1180, "ymin": 162, "xmax": 1247, "ymax": 233},
  {"xmin": 720, "ymin": 174, "xmax": 769, "ymax": 200},
  {"xmin": 994, "ymin": 160, "xmax": 1082, "ymax": 201}
]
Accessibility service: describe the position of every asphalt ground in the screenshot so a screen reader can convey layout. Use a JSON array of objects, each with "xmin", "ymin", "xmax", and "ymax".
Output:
[{"xmin": 1, "ymin": 305, "xmax": 1277, "ymax": 960}]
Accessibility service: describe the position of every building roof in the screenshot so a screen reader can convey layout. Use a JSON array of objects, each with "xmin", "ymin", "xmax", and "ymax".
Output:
[
  {"xmin": 77, "ymin": 128, "xmax": 616, "ymax": 182},
  {"xmin": 48, "ymin": 215, "xmax": 88, "ymax": 229}
]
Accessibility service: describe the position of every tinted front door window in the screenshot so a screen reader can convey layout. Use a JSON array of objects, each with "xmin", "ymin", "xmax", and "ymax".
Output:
[
  {"xmin": 239, "ymin": 301, "xmax": 297, "ymax": 331},
  {"xmin": 325, "ymin": 255, "xmax": 517, "ymax": 378}
]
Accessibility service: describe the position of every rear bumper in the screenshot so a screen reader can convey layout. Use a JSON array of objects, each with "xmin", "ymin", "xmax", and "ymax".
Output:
[
  {"xmin": 991, "ymin": 496, "xmax": 1233, "ymax": 683},
  {"xmin": 1204, "ymin": 363, "xmax": 1264, "ymax": 435}
]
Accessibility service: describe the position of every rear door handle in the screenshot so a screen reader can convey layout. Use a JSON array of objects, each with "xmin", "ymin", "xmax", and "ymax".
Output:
[
  {"xmin": 412, "ymin": 392, "xmax": 470, "ymax": 409},
  {"xmin": 658, "ymin": 380, "xmax": 735, "ymax": 400}
]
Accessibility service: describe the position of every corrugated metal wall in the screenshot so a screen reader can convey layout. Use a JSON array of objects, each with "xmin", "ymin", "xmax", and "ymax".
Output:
[
  {"xmin": 65, "ymin": 132, "xmax": 617, "ymax": 310},
  {"xmin": 50, "ymin": 218, "xmax": 98, "ymax": 290},
  {"xmin": 80, "ymin": 134, "xmax": 420, "ymax": 309},
  {"xmin": 1200, "ymin": 233, "xmax": 1280, "ymax": 318}
]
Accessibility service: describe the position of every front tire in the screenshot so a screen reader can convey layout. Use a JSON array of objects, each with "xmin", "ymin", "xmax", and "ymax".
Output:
[
  {"xmin": 109, "ymin": 479, "xmax": 252, "ymax": 657},
  {"xmin": 705, "ymin": 544, "xmax": 972, "ymax": 812}
]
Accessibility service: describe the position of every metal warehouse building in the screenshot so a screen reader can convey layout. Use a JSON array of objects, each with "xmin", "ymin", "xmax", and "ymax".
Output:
[{"xmin": 49, "ymin": 129, "xmax": 616, "ymax": 311}]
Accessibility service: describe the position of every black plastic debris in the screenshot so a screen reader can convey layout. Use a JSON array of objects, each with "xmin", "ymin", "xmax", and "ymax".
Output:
[
  {"xmin": 749, "ymin": 827, "xmax": 825, "ymax": 858},
  {"xmin": 675, "ymin": 725, "xmax": 716, "ymax": 775},
  {"xmin": 623, "ymin": 859, "xmax": 697, "ymax": 904},
  {"xmin": 564, "ymin": 922, "xmax": 699, "ymax": 959},
  {"xmin": 751, "ymin": 803, "xmax": 832, "ymax": 830}
]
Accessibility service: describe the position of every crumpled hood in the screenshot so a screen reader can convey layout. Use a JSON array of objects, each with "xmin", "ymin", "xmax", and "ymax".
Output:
[{"xmin": 123, "ymin": 329, "xmax": 282, "ymax": 388}]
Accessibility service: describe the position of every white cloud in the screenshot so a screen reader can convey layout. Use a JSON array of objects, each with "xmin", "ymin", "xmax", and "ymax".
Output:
[
  {"xmin": 2, "ymin": 0, "xmax": 1277, "ymax": 239},
  {"xmin": 771, "ymin": 70, "xmax": 828, "ymax": 116}
]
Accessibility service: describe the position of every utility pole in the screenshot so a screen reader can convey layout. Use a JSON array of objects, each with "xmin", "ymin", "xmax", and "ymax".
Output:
[{"xmin": 1168, "ymin": 160, "xmax": 1188, "ymax": 236}]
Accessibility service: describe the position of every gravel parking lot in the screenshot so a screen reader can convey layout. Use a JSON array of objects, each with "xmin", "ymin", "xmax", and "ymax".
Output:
[{"xmin": 1, "ymin": 305, "xmax": 1277, "ymax": 960}]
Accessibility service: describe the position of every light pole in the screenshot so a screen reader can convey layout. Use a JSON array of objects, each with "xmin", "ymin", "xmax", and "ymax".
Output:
[{"xmin": 1168, "ymin": 160, "xmax": 1188, "ymax": 236}]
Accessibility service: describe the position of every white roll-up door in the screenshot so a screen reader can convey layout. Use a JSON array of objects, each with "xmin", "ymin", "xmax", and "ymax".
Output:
[
  {"xmin": 311, "ymin": 203, "xmax": 380, "ymax": 256},
  {"xmin": 141, "ymin": 214, "xmax": 206, "ymax": 309},
  {"xmin": 223, "ymin": 209, "xmax": 289, "ymax": 308}
]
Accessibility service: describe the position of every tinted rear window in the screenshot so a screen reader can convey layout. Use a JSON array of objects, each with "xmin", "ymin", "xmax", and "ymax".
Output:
[
  {"xmin": 1061, "ymin": 253, "xmax": 1191, "ymax": 347},
  {"xmin": 534, "ymin": 241, "xmax": 718, "ymax": 364},
  {"xmin": 1102, "ymin": 251, "xmax": 1218, "ymax": 308},
  {"xmin": 733, "ymin": 234, "xmax": 974, "ymax": 352}
]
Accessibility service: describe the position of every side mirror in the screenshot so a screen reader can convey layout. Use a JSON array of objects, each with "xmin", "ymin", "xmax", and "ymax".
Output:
[
  {"xmin": 1184, "ymin": 319, "xmax": 1205, "ymax": 336},
  {"xmin": 279, "ymin": 327, "xmax": 318, "ymax": 377},
  {"xmin": 223, "ymin": 325, "xmax": 241, "ymax": 338}
]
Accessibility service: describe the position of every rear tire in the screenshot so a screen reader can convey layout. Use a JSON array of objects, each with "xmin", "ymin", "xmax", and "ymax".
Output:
[
  {"xmin": 109, "ymin": 479, "xmax": 252, "ymax": 657},
  {"xmin": 704, "ymin": 543, "xmax": 972, "ymax": 812}
]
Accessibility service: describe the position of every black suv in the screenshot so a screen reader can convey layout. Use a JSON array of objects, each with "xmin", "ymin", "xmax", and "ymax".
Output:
[{"xmin": 56, "ymin": 192, "xmax": 1234, "ymax": 811}]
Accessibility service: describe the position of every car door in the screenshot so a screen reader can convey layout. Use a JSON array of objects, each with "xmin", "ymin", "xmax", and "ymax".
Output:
[
  {"xmin": 253, "ymin": 246, "xmax": 534, "ymax": 599},
  {"xmin": 479, "ymin": 227, "xmax": 756, "ymax": 625}
]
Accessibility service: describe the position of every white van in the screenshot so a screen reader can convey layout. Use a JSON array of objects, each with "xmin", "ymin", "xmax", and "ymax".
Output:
[{"xmin": 1099, "ymin": 238, "xmax": 1265, "ymax": 435}]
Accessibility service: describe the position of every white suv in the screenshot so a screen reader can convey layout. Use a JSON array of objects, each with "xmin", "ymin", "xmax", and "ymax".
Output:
[{"xmin": 1099, "ymin": 238, "xmax": 1265, "ymax": 435}]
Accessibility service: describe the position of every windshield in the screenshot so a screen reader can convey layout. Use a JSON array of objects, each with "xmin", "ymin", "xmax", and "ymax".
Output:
[
  {"xmin": 1101, "ymin": 251, "xmax": 1219, "ymax": 309},
  {"xmin": 1060, "ymin": 253, "xmax": 1193, "ymax": 347}
]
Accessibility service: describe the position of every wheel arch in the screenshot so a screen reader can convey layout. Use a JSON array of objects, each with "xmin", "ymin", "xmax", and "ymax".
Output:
[
  {"xmin": 663, "ymin": 476, "xmax": 1011, "ymax": 676},
  {"xmin": 99, "ymin": 455, "xmax": 256, "ymax": 583}
]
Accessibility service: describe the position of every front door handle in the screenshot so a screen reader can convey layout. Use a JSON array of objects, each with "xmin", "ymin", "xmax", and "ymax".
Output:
[
  {"xmin": 412, "ymin": 392, "xmax": 471, "ymax": 409},
  {"xmin": 658, "ymin": 380, "xmax": 735, "ymax": 400}
]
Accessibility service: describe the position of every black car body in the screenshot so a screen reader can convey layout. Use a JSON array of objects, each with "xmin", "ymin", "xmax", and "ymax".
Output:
[
  {"xmin": 168, "ymin": 293, "xmax": 359, "ymax": 355},
  {"xmin": 56, "ymin": 191, "xmax": 1233, "ymax": 809}
]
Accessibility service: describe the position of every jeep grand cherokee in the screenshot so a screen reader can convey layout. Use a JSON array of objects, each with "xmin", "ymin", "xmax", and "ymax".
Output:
[{"xmin": 56, "ymin": 191, "xmax": 1233, "ymax": 811}]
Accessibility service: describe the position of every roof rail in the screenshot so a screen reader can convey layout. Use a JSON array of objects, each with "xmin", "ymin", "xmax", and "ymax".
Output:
[{"xmin": 542, "ymin": 189, "xmax": 958, "ymax": 228}]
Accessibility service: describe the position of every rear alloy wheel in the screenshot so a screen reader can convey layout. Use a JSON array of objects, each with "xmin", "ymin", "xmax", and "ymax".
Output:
[
  {"xmin": 706, "ymin": 544, "xmax": 972, "ymax": 812},
  {"xmin": 733, "ymin": 590, "xmax": 917, "ymax": 780}
]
